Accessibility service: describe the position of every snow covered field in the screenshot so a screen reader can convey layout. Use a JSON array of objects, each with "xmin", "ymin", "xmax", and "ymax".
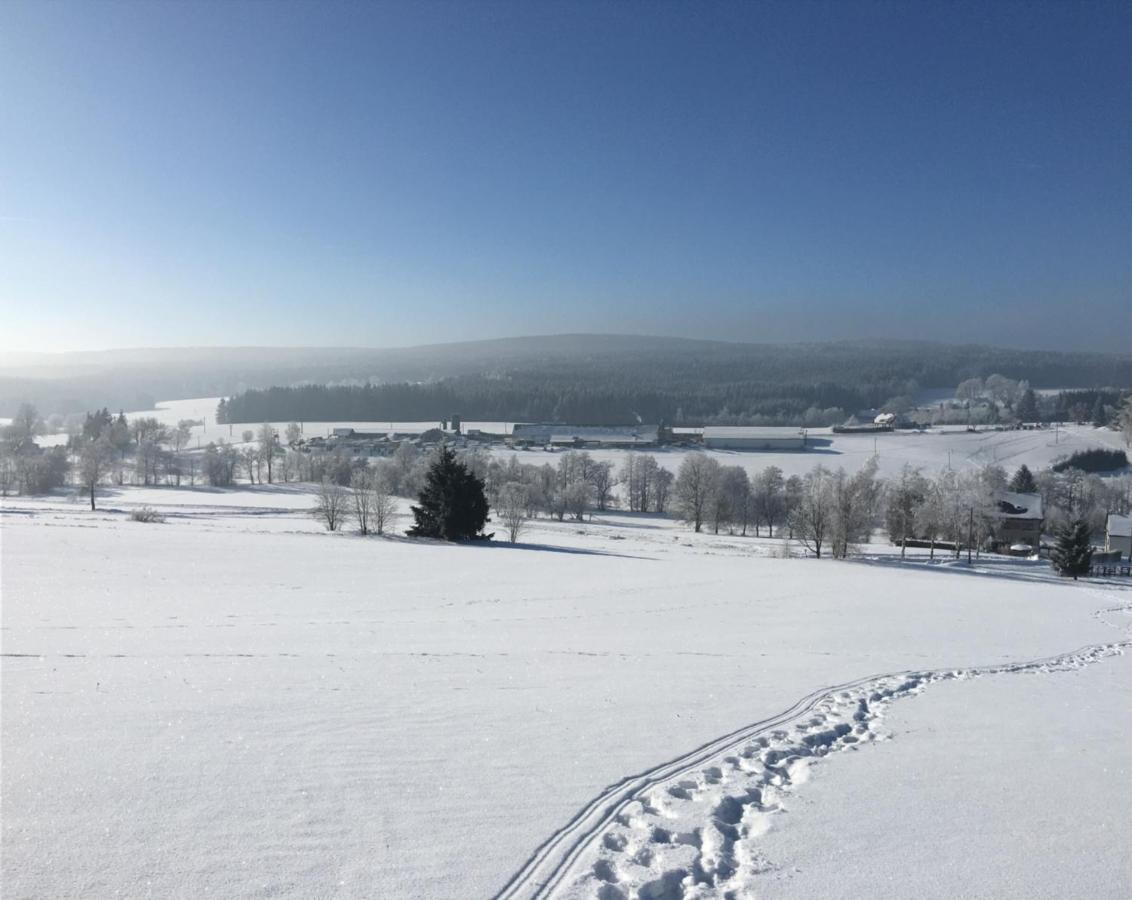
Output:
[{"xmin": 3, "ymin": 483, "xmax": 1130, "ymax": 898}]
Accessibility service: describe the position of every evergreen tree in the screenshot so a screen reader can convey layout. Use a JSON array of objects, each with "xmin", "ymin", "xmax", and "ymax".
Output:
[
  {"xmin": 1049, "ymin": 518, "xmax": 1093, "ymax": 580},
  {"xmin": 1008, "ymin": 464, "xmax": 1037, "ymax": 494},
  {"xmin": 1091, "ymin": 396, "xmax": 1107, "ymax": 428},
  {"xmin": 1016, "ymin": 388, "xmax": 1039, "ymax": 422},
  {"xmin": 407, "ymin": 445, "xmax": 491, "ymax": 541}
]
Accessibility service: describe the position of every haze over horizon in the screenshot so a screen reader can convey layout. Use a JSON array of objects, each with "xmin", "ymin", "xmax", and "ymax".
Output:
[{"xmin": 2, "ymin": 1, "xmax": 1130, "ymax": 354}]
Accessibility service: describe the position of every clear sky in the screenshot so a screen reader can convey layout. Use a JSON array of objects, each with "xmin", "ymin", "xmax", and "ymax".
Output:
[{"xmin": 1, "ymin": 0, "xmax": 1129, "ymax": 353}]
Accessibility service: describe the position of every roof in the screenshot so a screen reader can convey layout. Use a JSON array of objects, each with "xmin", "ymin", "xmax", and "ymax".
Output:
[
  {"xmin": 512, "ymin": 423, "xmax": 659, "ymax": 444},
  {"xmin": 994, "ymin": 491, "xmax": 1043, "ymax": 520},
  {"xmin": 1108, "ymin": 514, "xmax": 1132, "ymax": 538},
  {"xmin": 702, "ymin": 427, "xmax": 805, "ymax": 441}
]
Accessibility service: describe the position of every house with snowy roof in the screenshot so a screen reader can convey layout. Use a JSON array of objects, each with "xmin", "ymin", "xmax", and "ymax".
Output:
[
  {"xmin": 991, "ymin": 491, "xmax": 1043, "ymax": 553},
  {"xmin": 1106, "ymin": 514, "xmax": 1132, "ymax": 560}
]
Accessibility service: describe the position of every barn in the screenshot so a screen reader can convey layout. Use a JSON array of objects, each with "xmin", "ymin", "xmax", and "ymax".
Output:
[{"xmin": 702, "ymin": 427, "xmax": 806, "ymax": 450}]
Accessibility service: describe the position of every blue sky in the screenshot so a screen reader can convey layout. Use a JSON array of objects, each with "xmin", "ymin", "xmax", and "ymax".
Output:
[{"xmin": 1, "ymin": 1, "xmax": 1129, "ymax": 352}]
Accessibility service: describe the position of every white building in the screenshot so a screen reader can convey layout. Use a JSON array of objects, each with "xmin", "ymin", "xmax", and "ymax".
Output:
[
  {"xmin": 1106, "ymin": 514, "xmax": 1132, "ymax": 559},
  {"xmin": 511, "ymin": 424, "xmax": 659, "ymax": 448},
  {"xmin": 702, "ymin": 427, "xmax": 806, "ymax": 451}
]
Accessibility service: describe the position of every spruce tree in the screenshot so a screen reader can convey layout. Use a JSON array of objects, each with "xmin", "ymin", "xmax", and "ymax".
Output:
[
  {"xmin": 407, "ymin": 445, "xmax": 491, "ymax": 541},
  {"xmin": 1016, "ymin": 389, "xmax": 1039, "ymax": 423},
  {"xmin": 1050, "ymin": 518, "xmax": 1093, "ymax": 580},
  {"xmin": 1008, "ymin": 464, "xmax": 1037, "ymax": 494},
  {"xmin": 1091, "ymin": 396, "xmax": 1107, "ymax": 428}
]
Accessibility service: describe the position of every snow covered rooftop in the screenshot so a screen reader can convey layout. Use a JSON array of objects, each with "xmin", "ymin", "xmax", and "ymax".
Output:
[
  {"xmin": 701, "ymin": 426, "xmax": 806, "ymax": 440},
  {"xmin": 1107, "ymin": 514, "xmax": 1132, "ymax": 537},
  {"xmin": 512, "ymin": 423, "xmax": 659, "ymax": 444},
  {"xmin": 995, "ymin": 491, "xmax": 1043, "ymax": 520}
]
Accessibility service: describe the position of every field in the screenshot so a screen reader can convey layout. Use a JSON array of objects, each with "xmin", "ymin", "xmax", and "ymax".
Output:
[{"xmin": 3, "ymin": 464, "xmax": 1130, "ymax": 898}]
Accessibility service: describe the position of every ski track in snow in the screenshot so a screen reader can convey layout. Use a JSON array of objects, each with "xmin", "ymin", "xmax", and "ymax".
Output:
[{"xmin": 496, "ymin": 593, "xmax": 1132, "ymax": 900}]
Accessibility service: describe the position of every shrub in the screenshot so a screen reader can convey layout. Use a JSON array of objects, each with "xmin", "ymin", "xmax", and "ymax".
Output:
[
  {"xmin": 129, "ymin": 506, "xmax": 165, "ymax": 523},
  {"xmin": 1051, "ymin": 448, "xmax": 1128, "ymax": 474}
]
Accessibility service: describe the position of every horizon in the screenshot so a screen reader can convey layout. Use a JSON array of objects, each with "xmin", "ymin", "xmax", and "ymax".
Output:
[
  {"xmin": 2, "ymin": 1, "xmax": 1130, "ymax": 353},
  {"xmin": 4, "ymin": 330, "xmax": 1132, "ymax": 364}
]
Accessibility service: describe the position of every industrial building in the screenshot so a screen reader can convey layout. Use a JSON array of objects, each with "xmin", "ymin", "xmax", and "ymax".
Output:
[
  {"xmin": 510, "ymin": 423, "xmax": 659, "ymax": 448},
  {"xmin": 701, "ymin": 426, "xmax": 806, "ymax": 450}
]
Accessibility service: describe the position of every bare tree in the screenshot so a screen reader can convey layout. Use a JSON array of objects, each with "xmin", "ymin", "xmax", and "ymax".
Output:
[
  {"xmin": 589, "ymin": 460, "xmax": 616, "ymax": 511},
  {"xmin": 131, "ymin": 417, "xmax": 168, "ymax": 447},
  {"xmin": 183, "ymin": 453, "xmax": 198, "ymax": 486},
  {"xmin": 0, "ymin": 449, "xmax": 16, "ymax": 497},
  {"xmin": 258, "ymin": 423, "xmax": 277, "ymax": 483},
  {"xmin": 914, "ymin": 471, "xmax": 949, "ymax": 560},
  {"xmin": 886, "ymin": 464, "xmax": 927, "ymax": 558},
  {"xmin": 564, "ymin": 480, "xmax": 591, "ymax": 521},
  {"xmin": 370, "ymin": 469, "xmax": 398, "ymax": 535},
  {"xmin": 78, "ymin": 436, "xmax": 113, "ymax": 510},
  {"xmin": 652, "ymin": 467, "xmax": 674, "ymax": 513},
  {"xmin": 172, "ymin": 420, "xmax": 194, "ymax": 453},
  {"xmin": 715, "ymin": 466, "xmax": 750, "ymax": 534},
  {"xmin": 497, "ymin": 482, "xmax": 529, "ymax": 543},
  {"xmin": 789, "ymin": 465, "xmax": 834, "ymax": 558},
  {"xmin": 829, "ymin": 459, "xmax": 882, "ymax": 558},
  {"xmin": 241, "ymin": 445, "xmax": 260, "ymax": 483},
  {"xmin": 313, "ymin": 478, "xmax": 348, "ymax": 531},
  {"xmin": 351, "ymin": 469, "xmax": 376, "ymax": 534},
  {"xmin": 751, "ymin": 465, "xmax": 785, "ymax": 537},
  {"xmin": 5, "ymin": 403, "xmax": 43, "ymax": 448},
  {"xmin": 285, "ymin": 422, "xmax": 302, "ymax": 447},
  {"xmin": 675, "ymin": 452, "xmax": 720, "ymax": 532}
]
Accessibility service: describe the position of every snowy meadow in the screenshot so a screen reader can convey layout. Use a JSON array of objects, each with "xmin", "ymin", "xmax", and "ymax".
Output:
[{"xmin": 3, "ymin": 430, "xmax": 1131, "ymax": 899}]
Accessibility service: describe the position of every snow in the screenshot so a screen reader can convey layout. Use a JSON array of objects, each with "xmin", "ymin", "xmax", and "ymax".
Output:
[
  {"xmin": 114, "ymin": 397, "xmax": 1129, "ymax": 484},
  {"xmin": 755, "ymin": 647, "xmax": 1132, "ymax": 899},
  {"xmin": 3, "ymin": 482, "xmax": 1131, "ymax": 898}
]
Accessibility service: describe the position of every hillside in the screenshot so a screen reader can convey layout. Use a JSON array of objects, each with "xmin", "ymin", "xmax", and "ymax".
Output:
[{"xmin": 2, "ymin": 335, "xmax": 1131, "ymax": 419}]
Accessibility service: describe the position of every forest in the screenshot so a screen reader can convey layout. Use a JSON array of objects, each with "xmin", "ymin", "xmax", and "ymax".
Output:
[
  {"xmin": 6, "ymin": 336, "xmax": 1132, "ymax": 420},
  {"xmin": 218, "ymin": 339, "xmax": 1132, "ymax": 426}
]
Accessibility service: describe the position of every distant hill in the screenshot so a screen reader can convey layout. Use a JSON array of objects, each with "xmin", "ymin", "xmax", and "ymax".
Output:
[{"xmin": 2, "ymin": 335, "xmax": 1130, "ymax": 419}]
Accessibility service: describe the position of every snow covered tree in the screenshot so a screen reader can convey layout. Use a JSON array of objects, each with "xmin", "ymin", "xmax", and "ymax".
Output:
[
  {"xmin": 674, "ymin": 452, "xmax": 720, "ymax": 533},
  {"xmin": 652, "ymin": 467, "xmax": 674, "ymax": 513},
  {"xmin": 713, "ymin": 465, "xmax": 751, "ymax": 535},
  {"xmin": 1008, "ymin": 464, "xmax": 1037, "ymax": 494},
  {"xmin": 350, "ymin": 469, "xmax": 376, "ymax": 534},
  {"xmin": 496, "ymin": 482, "xmax": 529, "ymax": 543},
  {"xmin": 829, "ymin": 459, "xmax": 882, "ymax": 559},
  {"xmin": 1119, "ymin": 395, "xmax": 1132, "ymax": 448},
  {"xmin": 78, "ymin": 436, "xmax": 113, "ymax": 510},
  {"xmin": 407, "ymin": 445, "xmax": 491, "ymax": 541},
  {"xmin": 1049, "ymin": 518, "xmax": 1093, "ymax": 580},
  {"xmin": 258, "ymin": 423, "xmax": 277, "ymax": 483},
  {"xmin": 751, "ymin": 466, "xmax": 785, "ymax": 537},
  {"xmin": 589, "ymin": 460, "xmax": 616, "ymax": 511},
  {"xmin": 790, "ymin": 465, "xmax": 834, "ymax": 558},
  {"xmin": 885, "ymin": 464, "xmax": 927, "ymax": 558},
  {"xmin": 1016, "ymin": 388, "xmax": 1039, "ymax": 423},
  {"xmin": 314, "ymin": 477, "xmax": 348, "ymax": 532},
  {"xmin": 171, "ymin": 420, "xmax": 194, "ymax": 453}
]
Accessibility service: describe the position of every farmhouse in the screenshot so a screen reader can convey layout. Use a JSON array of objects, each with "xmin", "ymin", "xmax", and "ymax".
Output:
[
  {"xmin": 991, "ymin": 491, "xmax": 1043, "ymax": 552},
  {"xmin": 511, "ymin": 423, "xmax": 659, "ymax": 448},
  {"xmin": 1106, "ymin": 514, "xmax": 1132, "ymax": 560},
  {"xmin": 702, "ymin": 426, "xmax": 806, "ymax": 451}
]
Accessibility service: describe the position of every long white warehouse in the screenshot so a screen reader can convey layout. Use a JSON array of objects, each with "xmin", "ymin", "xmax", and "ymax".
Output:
[{"xmin": 702, "ymin": 426, "xmax": 806, "ymax": 450}]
